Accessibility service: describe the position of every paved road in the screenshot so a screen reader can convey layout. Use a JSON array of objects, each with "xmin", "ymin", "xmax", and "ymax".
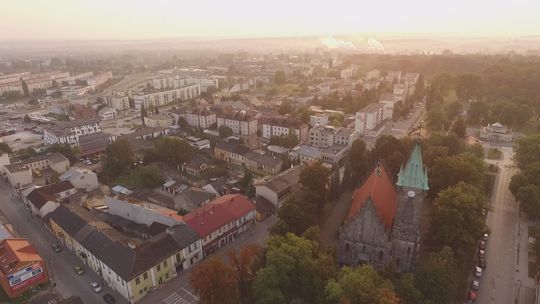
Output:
[
  {"xmin": 138, "ymin": 216, "xmax": 278, "ymax": 304},
  {"xmin": 0, "ymin": 182, "xmax": 128, "ymax": 304},
  {"xmin": 476, "ymin": 146, "xmax": 536, "ymax": 304}
]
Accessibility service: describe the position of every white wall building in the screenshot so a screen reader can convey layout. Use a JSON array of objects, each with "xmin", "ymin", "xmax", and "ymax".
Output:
[
  {"xmin": 309, "ymin": 114, "xmax": 329, "ymax": 127},
  {"xmin": 43, "ymin": 118, "xmax": 102, "ymax": 146},
  {"xmin": 134, "ymin": 84, "xmax": 201, "ymax": 110},
  {"xmin": 355, "ymin": 103, "xmax": 385, "ymax": 136},
  {"xmin": 261, "ymin": 117, "xmax": 308, "ymax": 143},
  {"xmin": 216, "ymin": 110, "xmax": 258, "ymax": 135},
  {"xmin": 309, "ymin": 125, "xmax": 359, "ymax": 148},
  {"xmin": 105, "ymin": 195, "xmax": 184, "ymax": 227}
]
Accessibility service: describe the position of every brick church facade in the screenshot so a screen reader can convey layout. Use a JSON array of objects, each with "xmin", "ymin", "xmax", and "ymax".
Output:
[{"xmin": 338, "ymin": 143, "xmax": 428, "ymax": 272}]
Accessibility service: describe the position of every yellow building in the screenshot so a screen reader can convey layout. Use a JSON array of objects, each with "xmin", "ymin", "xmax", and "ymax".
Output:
[{"xmin": 47, "ymin": 205, "xmax": 202, "ymax": 303}]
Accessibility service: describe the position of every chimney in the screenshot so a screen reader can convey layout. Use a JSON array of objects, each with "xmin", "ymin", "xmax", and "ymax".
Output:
[{"xmin": 166, "ymin": 227, "xmax": 174, "ymax": 235}]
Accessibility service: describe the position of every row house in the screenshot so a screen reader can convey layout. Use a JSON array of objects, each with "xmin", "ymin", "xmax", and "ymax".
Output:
[
  {"xmin": 184, "ymin": 194, "xmax": 256, "ymax": 257},
  {"xmin": 213, "ymin": 141, "xmax": 251, "ymax": 166},
  {"xmin": 3, "ymin": 153, "xmax": 70, "ymax": 188},
  {"xmin": 46, "ymin": 204, "xmax": 202, "ymax": 304},
  {"xmin": 261, "ymin": 116, "xmax": 308, "ymax": 143},
  {"xmin": 244, "ymin": 151, "xmax": 283, "ymax": 176},
  {"xmin": 22, "ymin": 180, "xmax": 77, "ymax": 218}
]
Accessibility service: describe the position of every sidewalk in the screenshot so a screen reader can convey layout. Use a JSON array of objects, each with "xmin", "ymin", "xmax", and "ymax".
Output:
[{"xmin": 516, "ymin": 217, "xmax": 538, "ymax": 303}]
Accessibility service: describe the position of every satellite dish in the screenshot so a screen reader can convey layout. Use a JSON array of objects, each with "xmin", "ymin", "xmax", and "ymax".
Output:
[{"xmin": 407, "ymin": 190, "xmax": 416, "ymax": 198}]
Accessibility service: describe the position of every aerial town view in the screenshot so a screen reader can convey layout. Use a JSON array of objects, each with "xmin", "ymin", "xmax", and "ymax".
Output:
[{"xmin": 0, "ymin": 1, "xmax": 540, "ymax": 304}]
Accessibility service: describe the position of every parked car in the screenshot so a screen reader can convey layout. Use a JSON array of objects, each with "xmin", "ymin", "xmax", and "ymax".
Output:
[
  {"xmin": 74, "ymin": 266, "xmax": 85, "ymax": 275},
  {"xmin": 482, "ymin": 233, "xmax": 489, "ymax": 241},
  {"xmin": 474, "ymin": 266, "xmax": 482, "ymax": 277},
  {"xmin": 468, "ymin": 290, "xmax": 477, "ymax": 302},
  {"xmin": 479, "ymin": 240, "xmax": 486, "ymax": 250},
  {"xmin": 479, "ymin": 257, "xmax": 487, "ymax": 268},
  {"xmin": 52, "ymin": 243, "xmax": 61, "ymax": 253},
  {"xmin": 90, "ymin": 282, "xmax": 102, "ymax": 293},
  {"xmin": 478, "ymin": 250, "xmax": 485, "ymax": 259},
  {"xmin": 472, "ymin": 280, "xmax": 480, "ymax": 290},
  {"xmin": 103, "ymin": 293, "xmax": 116, "ymax": 304}
]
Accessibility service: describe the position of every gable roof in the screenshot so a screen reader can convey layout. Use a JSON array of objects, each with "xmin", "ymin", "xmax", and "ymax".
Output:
[
  {"xmin": 0, "ymin": 238, "xmax": 43, "ymax": 275},
  {"xmin": 25, "ymin": 181, "xmax": 75, "ymax": 209},
  {"xmin": 184, "ymin": 194, "xmax": 255, "ymax": 237},
  {"xmin": 396, "ymin": 143, "xmax": 429, "ymax": 191},
  {"xmin": 347, "ymin": 166, "xmax": 397, "ymax": 230}
]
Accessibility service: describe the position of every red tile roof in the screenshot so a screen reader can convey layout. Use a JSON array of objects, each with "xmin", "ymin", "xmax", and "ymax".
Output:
[
  {"xmin": 346, "ymin": 166, "xmax": 397, "ymax": 230},
  {"xmin": 184, "ymin": 194, "xmax": 255, "ymax": 237},
  {"xmin": 0, "ymin": 238, "xmax": 43, "ymax": 275}
]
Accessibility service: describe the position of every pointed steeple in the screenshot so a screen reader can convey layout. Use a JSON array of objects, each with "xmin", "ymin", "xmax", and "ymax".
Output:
[{"xmin": 396, "ymin": 143, "xmax": 429, "ymax": 191}]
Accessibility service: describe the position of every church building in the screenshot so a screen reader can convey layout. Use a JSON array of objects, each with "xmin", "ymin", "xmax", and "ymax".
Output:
[{"xmin": 338, "ymin": 143, "xmax": 428, "ymax": 272}]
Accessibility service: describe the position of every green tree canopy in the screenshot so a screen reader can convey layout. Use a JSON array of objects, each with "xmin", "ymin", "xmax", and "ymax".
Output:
[
  {"xmin": 429, "ymin": 155, "xmax": 485, "ymax": 197},
  {"xmin": 414, "ymin": 247, "xmax": 458, "ymax": 304},
  {"xmin": 515, "ymin": 134, "xmax": 540, "ymax": 169},
  {"xmin": 218, "ymin": 125, "xmax": 233, "ymax": 138},
  {"xmin": 102, "ymin": 139, "xmax": 134, "ymax": 182},
  {"xmin": 153, "ymin": 136, "xmax": 195, "ymax": 167}
]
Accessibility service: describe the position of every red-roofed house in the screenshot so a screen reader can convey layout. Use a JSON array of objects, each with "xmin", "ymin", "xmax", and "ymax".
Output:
[
  {"xmin": 0, "ymin": 238, "xmax": 48, "ymax": 298},
  {"xmin": 184, "ymin": 194, "xmax": 256, "ymax": 256},
  {"xmin": 338, "ymin": 143, "xmax": 428, "ymax": 272}
]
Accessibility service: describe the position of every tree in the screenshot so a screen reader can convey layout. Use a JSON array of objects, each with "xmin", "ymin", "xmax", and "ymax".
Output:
[
  {"xmin": 444, "ymin": 101, "xmax": 462, "ymax": 120},
  {"xmin": 191, "ymin": 256, "xmax": 239, "ymax": 304},
  {"xmin": 153, "ymin": 137, "xmax": 196, "ymax": 167},
  {"xmin": 515, "ymin": 134, "xmax": 540, "ymax": 169},
  {"xmin": 274, "ymin": 70, "xmax": 286, "ymax": 85},
  {"xmin": 0, "ymin": 142, "xmax": 11, "ymax": 154},
  {"xmin": 348, "ymin": 139, "xmax": 369, "ymax": 185},
  {"xmin": 299, "ymin": 162, "xmax": 330, "ymax": 213},
  {"xmin": 253, "ymin": 233, "xmax": 335, "ymax": 304},
  {"xmin": 119, "ymin": 165, "xmax": 164, "ymax": 188},
  {"xmin": 426, "ymin": 133, "xmax": 464, "ymax": 156},
  {"xmin": 329, "ymin": 170, "xmax": 341, "ymax": 200},
  {"xmin": 272, "ymin": 193, "xmax": 317, "ymax": 236},
  {"xmin": 431, "ymin": 182, "xmax": 487, "ymax": 251},
  {"xmin": 228, "ymin": 244, "xmax": 264, "ymax": 304},
  {"xmin": 429, "ymin": 73, "xmax": 453, "ymax": 98},
  {"xmin": 451, "ymin": 117, "xmax": 466, "ymax": 138},
  {"xmin": 177, "ymin": 117, "xmax": 189, "ymax": 129},
  {"xmin": 268, "ymin": 132, "xmax": 299, "ymax": 148},
  {"xmin": 454, "ymin": 74, "xmax": 483, "ymax": 101},
  {"xmin": 426, "ymin": 103, "xmax": 448, "ymax": 131},
  {"xmin": 218, "ymin": 125, "xmax": 233, "ymax": 138},
  {"xmin": 140, "ymin": 105, "xmax": 147, "ymax": 126},
  {"xmin": 278, "ymin": 101, "xmax": 294, "ymax": 115},
  {"xmin": 415, "ymin": 247, "xmax": 457, "ymax": 304},
  {"xmin": 102, "ymin": 139, "xmax": 134, "ymax": 182},
  {"xmin": 325, "ymin": 265, "xmax": 398, "ymax": 304},
  {"xmin": 510, "ymin": 173, "xmax": 529, "ymax": 197},
  {"xmin": 429, "ymin": 155, "xmax": 485, "ymax": 197},
  {"xmin": 21, "ymin": 80, "xmax": 29, "ymax": 97},
  {"xmin": 517, "ymin": 184, "xmax": 540, "ymax": 218},
  {"xmin": 467, "ymin": 101, "xmax": 489, "ymax": 124}
]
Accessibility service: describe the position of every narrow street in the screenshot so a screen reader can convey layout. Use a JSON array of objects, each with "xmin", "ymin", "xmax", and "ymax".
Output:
[
  {"xmin": 477, "ymin": 146, "xmax": 536, "ymax": 304},
  {"xmin": 0, "ymin": 181, "xmax": 128, "ymax": 304}
]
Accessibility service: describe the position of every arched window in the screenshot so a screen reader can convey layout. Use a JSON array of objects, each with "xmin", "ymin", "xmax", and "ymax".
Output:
[
  {"xmin": 378, "ymin": 250, "xmax": 384, "ymax": 262},
  {"xmin": 407, "ymin": 247, "xmax": 411, "ymax": 255},
  {"xmin": 396, "ymin": 258, "xmax": 400, "ymax": 267},
  {"xmin": 345, "ymin": 243, "xmax": 350, "ymax": 252},
  {"xmin": 362, "ymin": 245, "xmax": 366, "ymax": 252}
]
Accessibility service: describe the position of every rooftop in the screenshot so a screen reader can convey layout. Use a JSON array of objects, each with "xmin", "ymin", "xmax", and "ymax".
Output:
[
  {"xmin": 358, "ymin": 103, "xmax": 384, "ymax": 114},
  {"xmin": 0, "ymin": 238, "xmax": 43, "ymax": 275}
]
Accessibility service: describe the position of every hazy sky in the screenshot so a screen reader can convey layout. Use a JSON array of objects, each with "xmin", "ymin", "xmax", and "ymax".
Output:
[{"xmin": 2, "ymin": 0, "xmax": 539, "ymax": 40}]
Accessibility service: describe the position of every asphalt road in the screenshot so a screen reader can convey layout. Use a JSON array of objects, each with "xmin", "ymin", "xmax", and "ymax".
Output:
[
  {"xmin": 476, "ymin": 146, "xmax": 534, "ymax": 304},
  {"xmin": 0, "ymin": 181, "xmax": 128, "ymax": 304}
]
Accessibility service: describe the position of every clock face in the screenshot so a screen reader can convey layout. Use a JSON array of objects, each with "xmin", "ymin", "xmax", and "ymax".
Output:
[{"xmin": 407, "ymin": 190, "xmax": 416, "ymax": 198}]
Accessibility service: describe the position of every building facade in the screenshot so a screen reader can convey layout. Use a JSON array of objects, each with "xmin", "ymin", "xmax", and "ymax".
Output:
[
  {"xmin": 134, "ymin": 85, "xmax": 201, "ymax": 110},
  {"xmin": 43, "ymin": 118, "xmax": 102, "ymax": 146},
  {"xmin": 261, "ymin": 116, "xmax": 308, "ymax": 143},
  {"xmin": 216, "ymin": 110, "xmax": 258, "ymax": 136},
  {"xmin": 309, "ymin": 125, "xmax": 359, "ymax": 148},
  {"xmin": 355, "ymin": 103, "xmax": 385, "ymax": 137}
]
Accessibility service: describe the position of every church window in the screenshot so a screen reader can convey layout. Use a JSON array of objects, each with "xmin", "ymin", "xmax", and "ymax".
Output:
[
  {"xmin": 378, "ymin": 250, "xmax": 384, "ymax": 262},
  {"xmin": 345, "ymin": 243, "xmax": 350, "ymax": 252},
  {"xmin": 407, "ymin": 247, "xmax": 411, "ymax": 255},
  {"xmin": 362, "ymin": 245, "xmax": 366, "ymax": 252}
]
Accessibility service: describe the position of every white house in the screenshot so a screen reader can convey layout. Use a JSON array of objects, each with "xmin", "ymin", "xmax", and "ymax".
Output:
[
  {"xmin": 59, "ymin": 167, "xmax": 99, "ymax": 191},
  {"xmin": 23, "ymin": 181, "xmax": 77, "ymax": 217},
  {"xmin": 355, "ymin": 103, "xmax": 385, "ymax": 137}
]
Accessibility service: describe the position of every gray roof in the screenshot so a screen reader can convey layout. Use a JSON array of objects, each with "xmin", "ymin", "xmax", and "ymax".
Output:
[
  {"xmin": 245, "ymin": 151, "xmax": 282, "ymax": 167},
  {"xmin": 180, "ymin": 190, "xmax": 216, "ymax": 207}
]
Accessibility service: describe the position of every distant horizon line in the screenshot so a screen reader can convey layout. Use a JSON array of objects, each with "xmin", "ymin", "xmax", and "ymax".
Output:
[{"xmin": 2, "ymin": 32, "xmax": 539, "ymax": 43}]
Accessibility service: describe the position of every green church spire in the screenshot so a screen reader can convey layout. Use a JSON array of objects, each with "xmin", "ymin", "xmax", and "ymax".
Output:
[{"xmin": 396, "ymin": 143, "xmax": 429, "ymax": 191}]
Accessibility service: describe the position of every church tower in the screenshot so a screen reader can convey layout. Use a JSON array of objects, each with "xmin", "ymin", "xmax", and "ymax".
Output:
[{"xmin": 392, "ymin": 142, "xmax": 428, "ymax": 272}]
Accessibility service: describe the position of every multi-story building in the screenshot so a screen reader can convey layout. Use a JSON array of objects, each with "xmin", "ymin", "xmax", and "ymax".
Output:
[
  {"xmin": 340, "ymin": 68, "xmax": 354, "ymax": 79},
  {"xmin": 309, "ymin": 113, "xmax": 329, "ymax": 127},
  {"xmin": 0, "ymin": 238, "xmax": 49, "ymax": 298},
  {"xmin": 261, "ymin": 116, "xmax": 308, "ymax": 143},
  {"xmin": 216, "ymin": 110, "xmax": 258, "ymax": 136},
  {"xmin": 151, "ymin": 76, "xmax": 218, "ymax": 92},
  {"xmin": 174, "ymin": 107, "xmax": 216, "ymax": 129},
  {"xmin": 244, "ymin": 151, "xmax": 283, "ymax": 176},
  {"xmin": 107, "ymin": 93, "xmax": 131, "ymax": 111},
  {"xmin": 393, "ymin": 83, "xmax": 408, "ymax": 102},
  {"xmin": 98, "ymin": 107, "xmax": 117, "ymax": 121},
  {"xmin": 47, "ymin": 204, "xmax": 202, "ymax": 303},
  {"xmin": 43, "ymin": 118, "xmax": 102, "ymax": 146},
  {"xmin": 404, "ymin": 73, "xmax": 420, "ymax": 95},
  {"xmin": 355, "ymin": 103, "xmax": 385, "ymax": 137},
  {"xmin": 86, "ymin": 71, "xmax": 112, "ymax": 86},
  {"xmin": 379, "ymin": 93, "xmax": 396, "ymax": 120},
  {"xmin": 386, "ymin": 71, "xmax": 402, "ymax": 83},
  {"xmin": 309, "ymin": 125, "xmax": 359, "ymax": 148},
  {"xmin": 134, "ymin": 85, "xmax": 201, "ymax": 110},
  {"xmin": 365, "ymin": 69, "xmax": 381, "ymax": 80},
  {"xmin": 184, "ymin": 194, "xmax": 256, "ymax": 257},
  {"xmin": 213, "ymin": 141, "xmax": 251, "ymax": 166},
  {"xmin": 3, "ymin": 153, "xmax": 70, "ymax": 188}
]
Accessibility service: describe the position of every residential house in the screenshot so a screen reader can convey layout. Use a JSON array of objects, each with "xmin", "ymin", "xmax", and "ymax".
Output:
[
  {"xmin": 3, "ymin": 164, "xmax": 32, "ymax": 189},
  {"xmin": 202, "ymin": 180, "xmax": 229, "ymax": 197},
  {"xmin": 178, "ymin": 189, "xmax": 216, "ymax": 211},
  {"xmin": 23, "ymin": 181, "xmax": 77, "ymax": 217},
  {"xmin": 213, "ymin": 141, "xmax": 250, "ymax": 166},
  {"xmin": 182, "ymin": 156, "xmax": 207, "ymax": 177},
  {"xmin": 244, "ymin": 151, "xmax": 283, "ymax": 176}
]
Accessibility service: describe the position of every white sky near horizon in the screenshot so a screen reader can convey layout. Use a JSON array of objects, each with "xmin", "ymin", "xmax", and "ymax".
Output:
[{"xmin": 1, "ymin": 0, "xmax": 539, "ymax": 40}]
